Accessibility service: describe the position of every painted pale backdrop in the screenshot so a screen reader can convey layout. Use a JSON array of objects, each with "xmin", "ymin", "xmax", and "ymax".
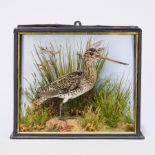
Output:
[{"xmin": 21, "ymin": 34, "xmax": 134, "ymax": 114}]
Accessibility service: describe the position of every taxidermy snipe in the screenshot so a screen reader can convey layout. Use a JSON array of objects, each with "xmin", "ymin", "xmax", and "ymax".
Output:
[{"xmin": 35, "ymin": 48, "xmax": 128, "ymax": 117}]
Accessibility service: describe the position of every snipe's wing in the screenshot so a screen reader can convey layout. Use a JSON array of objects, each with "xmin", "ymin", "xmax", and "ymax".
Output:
[{"xmin": 36, "ymin": 71, "xmax": 82, "ymax": 98}]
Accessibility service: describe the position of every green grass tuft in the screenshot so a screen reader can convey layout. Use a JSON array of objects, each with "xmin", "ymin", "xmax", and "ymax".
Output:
[
  {"xmin": 78, "ymin": 106, "xmax": 105, "ymax": 131},
  {"xmin": 21, "ymin": 106, "xmax": 49, "ymax": 126},
  {"xmin": 92, "ymin": 77, "xmax": 132, "ymax": 128}
]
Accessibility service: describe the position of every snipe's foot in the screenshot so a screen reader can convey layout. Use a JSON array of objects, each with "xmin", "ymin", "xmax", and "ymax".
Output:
[{"xmin": 58, "ymin": 116, "xmax": 67, "ymax": 125}]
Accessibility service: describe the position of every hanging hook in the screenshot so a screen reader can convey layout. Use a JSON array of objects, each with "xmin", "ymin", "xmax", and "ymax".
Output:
[{"xmin": 74, "ymin": 21, "xmax": 82, "ymax": 26}]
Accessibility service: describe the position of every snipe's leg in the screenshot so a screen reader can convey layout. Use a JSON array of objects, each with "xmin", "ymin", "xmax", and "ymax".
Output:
[{"xmin": 59, "ymin": 102, "xmax": 63, "ymax": 118}]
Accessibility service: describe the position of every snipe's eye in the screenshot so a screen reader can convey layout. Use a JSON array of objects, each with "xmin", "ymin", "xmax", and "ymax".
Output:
[
  {"xmin": 89, "ymin": 48, "xmax": 96, "ymax": 52},
  {"xmin": 90, "ymin": 52, "xmax": 94, "ymax": 56}
]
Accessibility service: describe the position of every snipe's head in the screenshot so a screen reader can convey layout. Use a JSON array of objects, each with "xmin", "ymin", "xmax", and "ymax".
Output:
[
  {"xmin": 84, "ymin": 48, "xmax": 103, "ymax": 60},
  {"xmin": 84, "ymin": 48, "xmax": 129, "ymax": 65}
]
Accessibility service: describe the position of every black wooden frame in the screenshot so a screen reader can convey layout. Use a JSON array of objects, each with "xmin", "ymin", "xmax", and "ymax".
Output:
[{"xmin": 11, "ymin": 23, "xmax": 144, "ymax": 139}]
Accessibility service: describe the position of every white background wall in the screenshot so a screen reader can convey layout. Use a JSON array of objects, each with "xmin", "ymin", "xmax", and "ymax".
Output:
[{"xmin": 0, "ymin": 0, "xmax": 154, "ymax": 155}]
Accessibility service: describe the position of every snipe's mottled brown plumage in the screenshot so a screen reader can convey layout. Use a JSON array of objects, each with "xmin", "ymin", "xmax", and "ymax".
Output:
[{"xmin": 35, "ymin": 48, "xmax": 128, "ymax": 117}]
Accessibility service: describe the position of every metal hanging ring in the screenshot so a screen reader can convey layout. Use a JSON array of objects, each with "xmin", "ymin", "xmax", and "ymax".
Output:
[{"xmin": 74, "ymin": 21, "xmax": 82, "ymax": 26}]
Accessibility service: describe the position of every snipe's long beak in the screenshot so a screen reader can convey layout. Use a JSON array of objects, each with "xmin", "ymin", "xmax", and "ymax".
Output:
[{"xmin": 99, "ymin": 55, "xmax": 129, "ymax": 65}]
